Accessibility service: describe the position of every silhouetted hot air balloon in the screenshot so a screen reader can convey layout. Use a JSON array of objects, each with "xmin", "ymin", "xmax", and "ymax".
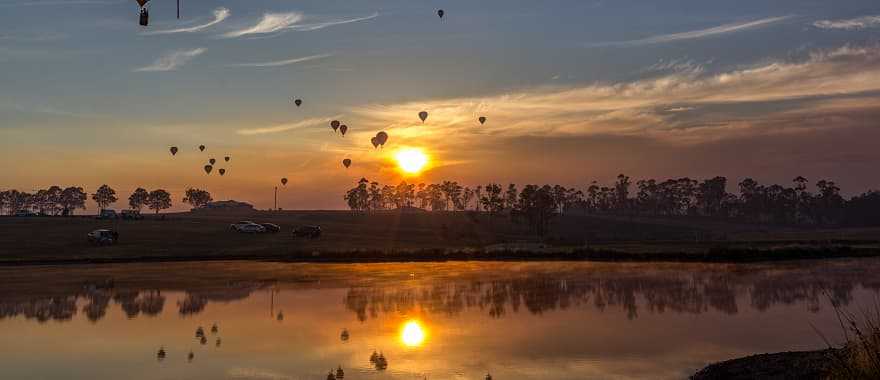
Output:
[
  {"xmin": 418, "ymin": 111, "xmax": 428, "ymax": 123},
  {"xmin": 204, "ymin": 165, "xmax": 213, "ymax": 174},
  {"xmin": 281, "ymin": 178, "xmax": 288, "ymax": 186},
  {"xmin": 170, "ymin": 146, "xmax": 178, "ymax": 156},
  {"xmin": 187, "ymin": 351, "xmax": 194, "ymax": 362},
  {"xmin": 224, "ymin": 156, "xmax": 230, "ymax": 162},
  {"xmin": 294, "ymin": 98, "xmax": 302, "ymax": 107},
  {"xmin": 339, "ymin": 124, "xmax": 348, "ymax": 136},
  {"xmin": 437, "ymin": 9, "xmax": 444, "ymax": 18},
  {"xmin": 479, "ymin": 116, "xmax": 487, "ymax": 125},
  {"xmin": 342, "ymin": 159, "xmax": 351, "ymax": 168},
  {"xmin": 209, "ymin": 158, "xmax": 216, "ymax": 165},
  {"xmin": 157, "ymin": 347, "xmax": 166, "ymax": 361},
  {"xmin": 330, "ymin": 120, "xmax": 340, "ymax": 132},
  {"xmin": 199, "ymin": 145, "xmax": 206, "ymax": 152},
  {"xmin": 370, "ymin": 137, "xmax": 379, "ymax": 149},
  {"xmin": 376, "ymin": 131, "xmax": 388, "ymax": 146},
  {"xmin": 218, "ymin": 168, "xmax": 226, "ymax": 176}
]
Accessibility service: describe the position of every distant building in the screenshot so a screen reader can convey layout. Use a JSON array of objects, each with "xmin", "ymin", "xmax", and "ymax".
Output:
[{"xmin": 197, "ymin": 200, "xmax": 255, "ymax": 212}]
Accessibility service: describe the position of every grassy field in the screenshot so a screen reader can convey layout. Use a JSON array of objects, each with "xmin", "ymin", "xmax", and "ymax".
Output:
[{"xmin": 1, "ymin": 210, "xmax": 879, "ymax": 264}]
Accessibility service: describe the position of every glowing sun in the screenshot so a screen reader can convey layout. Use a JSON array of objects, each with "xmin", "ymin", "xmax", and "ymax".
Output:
[
  {"xmin": 395, "ymin": 148, "xmax": 428, "ymax": 174},
  {"xmin": 400, "ymin": 320, "xmax": 427, "ymax": 347}
]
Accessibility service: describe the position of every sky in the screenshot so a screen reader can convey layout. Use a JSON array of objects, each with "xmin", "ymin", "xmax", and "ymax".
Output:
[{"xmin": 2, "ymin": 0, "xmax": 880, "ymax": 210}]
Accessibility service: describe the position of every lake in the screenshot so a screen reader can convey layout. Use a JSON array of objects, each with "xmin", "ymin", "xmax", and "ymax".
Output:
[{"xmin": 1, "ymin": 259, "xmax": 878, "ymax": 379}]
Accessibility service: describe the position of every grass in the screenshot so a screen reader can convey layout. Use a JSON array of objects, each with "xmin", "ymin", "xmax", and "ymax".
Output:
[{"xmin": 820, "ymin": 299, "xmax": 880, "ymax": 379}]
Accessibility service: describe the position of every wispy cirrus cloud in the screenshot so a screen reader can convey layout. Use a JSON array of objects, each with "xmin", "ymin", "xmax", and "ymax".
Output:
[
  {"xmin": 226, "ymin": 53, "xmax": 332, "ymax": 68},
  {"xmin": 133, "ymin": 48, "xmax": 206, "ymax": 72},
  {"xmin": 586, "ymin": 16, "xmax": 793, "ymax": 47},
  {"xmin": 813, "ymin": 15, "xmax": 880, "ymax": 30},
  {"xmin": 236, "ymin": 116, "xmax": 340, "ymax": 136},
  {"xmin": 222, "ymin": 11, "xmax": 378, "ymax": 38},
  {"xmin": 142, "ymin": 7, "xmax": 230, "ymax": 35}
]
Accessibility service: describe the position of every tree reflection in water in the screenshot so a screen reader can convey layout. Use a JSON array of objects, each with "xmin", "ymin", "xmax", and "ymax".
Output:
[{"xmin": 0, "ymin": 261, "xmax": 878, "ymax": 323}]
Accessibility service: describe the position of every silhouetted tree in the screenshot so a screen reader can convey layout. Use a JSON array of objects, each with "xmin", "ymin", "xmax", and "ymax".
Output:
[
  {"xmin": 59, "ymin": 187, "xmax": 86, "ymax": 215},
  {"xmin": 183, "ymin": 188, "xmax": 213, "ymax": 209},
  {"xmin": 92, "ymin": 184, "xmax": 118, "ymax": 210},
  {"xmin": 516, "ymin": 185, "xmax": 557, "ymax": 238},
  {"xmin": 128, "ymin": 188, "xmax": 149, "ymax": 211},
  {"xmin": 146, "ymin": 189, "xmax": 172, "ymax": 214}
]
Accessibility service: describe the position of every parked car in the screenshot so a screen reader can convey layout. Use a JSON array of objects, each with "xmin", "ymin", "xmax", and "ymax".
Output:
[
  {"xmin": 260, "ymin": 223, "xmax": 281, "ymax": 233},
  {"xmin": 230, "ymin": 221, "xmax": 265, "ymax": 233},
  {"xmin": 292, "ymin": 225, "xmax": 322, "ymax": 239},
  {"xmin": 120, "ymin": 210, "xmax": 143, "ymax": 220},
  {"xmin": 96, "ymin": 209, "xmax": 117, "ymax": 220},
  {"xmin": 87, "ymin": 229, "xmax": 118, "ymax": 246}
]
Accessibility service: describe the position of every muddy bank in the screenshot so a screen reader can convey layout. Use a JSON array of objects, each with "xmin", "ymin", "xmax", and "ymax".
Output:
[{"xmin": 691, "ymin": 349, "xmax": 836, "ymax": 379}]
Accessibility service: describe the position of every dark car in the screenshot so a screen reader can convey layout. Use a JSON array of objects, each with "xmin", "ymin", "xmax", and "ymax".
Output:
[
  {"xmin": 87, "ymin": 229, "xmax": 118, "ymax": 246},
  {"xmin": 292, "ymin": 225, "xmax": 321, "ymax": 239},
  {"xmin": 260, "ymin": 223, "xmax": 281, "ymax": 233}
]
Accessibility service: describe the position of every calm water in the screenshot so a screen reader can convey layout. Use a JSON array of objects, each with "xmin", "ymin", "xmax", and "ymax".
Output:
[{"xmin": 1, "ymin": 259, "xmax": 879, "ymax": 380}]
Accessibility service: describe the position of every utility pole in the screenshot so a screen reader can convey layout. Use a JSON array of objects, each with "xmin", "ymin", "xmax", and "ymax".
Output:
[{"xmin": 274, "ymin": 186, "xmax": 277, "ymax": 211}]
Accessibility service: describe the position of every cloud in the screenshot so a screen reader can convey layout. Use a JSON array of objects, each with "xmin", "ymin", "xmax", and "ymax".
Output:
[
  {"xmin": 586, "ymin": 16, "xmax": 793, "ymax": 47},
  {"xmin": 236, "ymin": 116, "xmax": 340, "ymax": 136},
  {"xmin": 133, "ymin": 48, "xmax": 206, "ymax": 72},
  {"xmin": 351, "ymin": 44, "xmax": 880, "ymax": 145},
  {"xmin": 226, "ymin": 53, "xmax": 332, "ymax": 68},
  {"xmin": 142, "ymin": 7, "xmax": 230, "ymax": 35},
  {"xmin": 813, "ymin": 15, "xmax": 880, "ymax": 30},
  {"xmin": 222, "ymin": 11, "xmax": 377, "ymax": 38}
]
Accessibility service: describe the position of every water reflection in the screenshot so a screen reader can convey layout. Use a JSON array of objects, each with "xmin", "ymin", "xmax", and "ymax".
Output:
[{"xmin": 0, "ymin": 260, "xmax": 879, "ymax": 379}]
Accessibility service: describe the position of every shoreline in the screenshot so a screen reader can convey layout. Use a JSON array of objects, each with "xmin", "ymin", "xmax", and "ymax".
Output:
[
  {"xmin": 2, "ymin": 245, "xmax": 878, "ymax": 267},
  {"xmin": 691, "ymin": 349, "xmax": 837, "ymax": 379}
]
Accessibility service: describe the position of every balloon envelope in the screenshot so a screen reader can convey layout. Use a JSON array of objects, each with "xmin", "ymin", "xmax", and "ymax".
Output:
[
  {"xmin": 209, "ymin": 158, "xmax": 216, "ymax": 165},
  {"xmin": 340, "ymin": 125, "xmax": 348, "ymax": 136},
  {"xmin": 370, "ymin": 137, "xmax": 379, "ymax": 148},
  {"xmin": 479, "ymin": 116, "xmax": 487, "ymax": 125},
  {"xmin": 437, "ymin": 9, "xmax": 444, "ymax": 18},
  {"xmin": 204, "ymin": 165, "xmax": 213, "ymax": 174},
  {"xmin": 281, "ymin": 178, "xmax": 288, "ymax": 186},
  {"xmin": 170, "ymin": 147, "xmax": 178, "ymax": 156},
  {"xmin": 343, "ymin": 159, "xmax": 351, "ymax": 168},
  {"xmin": 376, "ymin": 131, "xmax": 388, "ymax": 145},
  {"xmin": 199, "ymin": 145, "xmax": 205, "ymax": 152},
  {"xmin": 224, "ymin": 156, "xmax": 230, "ymax": 162},
  {"xmin": 330, "ymin": 120, "xmax": 340, "ymax": 131},
  {"xmin": 418, "ymin": 111, "xmax": 428, "ymax": 122},
  {"xmin": 218, "ymin": 168, "xmax": 226, "ymax": 176},
  {"xmin": 294, "ymin": 99, "xmax": 302, "ymax": 107}
]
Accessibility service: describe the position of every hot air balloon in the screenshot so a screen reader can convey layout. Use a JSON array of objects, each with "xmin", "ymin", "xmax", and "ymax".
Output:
[
  {"xmin": 224, "ymin": 156, "xmax": 230, "ymax": 162},
  {"xmin": 330, "ymin": 120, "xmax": 340, "ymax": 132},
  {"xmin": 479, "ymin": 116, "xmax": 487, "ymax": 125},
  {"xmin": 199, "ymin": 145, "xmax": 206, "ymax": 152},
  {"xmin": 376, "ymin": 131, "xmax": 388, "ymax": 146},
  {"xmin": 204, "ymin": 165, "xmax": 213, "ymax": 174},
  {"xmin": 281, "ymin": 178, "xmax": 288, "ymax": 186},
  {"xmin": 342, "ymin": 159, "xmax": 351, "ymax": 168},
  {"xmin": 170, "ymin": 146, "xmax": 178, "ymax": 156},
  {"xmin": 187, "ymin": 351, "xmax": 194, "ymax": 362},
  {"xmin": 218, "ymin": 168, "xmax": 226, "ymax": 176},
  {"xmin": 294, "ymin": 99, "xmax": 302, "ymax": 107},
  {"xmin": 339, "ymin": 125, "xmax": 348, "ymax": 136},
  {"xmin": 370, "ymin": 137, "xmax": 379, "ymax": 149},
  {"xmin": 209, "ymin": 158, "xmax": 216, "ymax": 165},
  {"xmin": 437, "ymin": 9, "xmax": 444, "ymax": 18},
  {"xmin": 418, "ymin": 111, "xmax": 428, "ymax": 123}
]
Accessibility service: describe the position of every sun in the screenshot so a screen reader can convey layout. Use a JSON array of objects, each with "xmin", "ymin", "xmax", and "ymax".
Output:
[
  {"xmin": 400, "ymin": 320, "xmax": 427, "ymax": 347},
  {"xmin": 395, "ymin": 148, "xmax": 428, "ymax": 174}
]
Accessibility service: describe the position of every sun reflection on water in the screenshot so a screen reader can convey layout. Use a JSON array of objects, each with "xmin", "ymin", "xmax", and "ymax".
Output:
[{"xmin": 400, "ymin": 320, "xmax": 427, "ymax": 347}]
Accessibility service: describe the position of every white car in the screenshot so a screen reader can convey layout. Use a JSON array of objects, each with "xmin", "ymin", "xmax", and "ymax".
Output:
[{"xmin": 230, "ymin": 221, "xmax": 265, "ymax": 233}]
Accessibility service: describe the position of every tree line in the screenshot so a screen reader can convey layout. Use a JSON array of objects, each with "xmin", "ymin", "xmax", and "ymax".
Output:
[
  {"xmin": 344, "ymin": 175, "xmax": 880, "ymax": 233},
  {"xmin": 0, "ymin": 186, "xmax": 214, "ymax": 215}
]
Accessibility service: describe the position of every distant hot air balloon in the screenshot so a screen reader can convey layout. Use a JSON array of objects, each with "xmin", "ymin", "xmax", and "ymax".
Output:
[
  {"xmin": 339, "ymin": 124, "xmax": 348, "ymax": 136},
  {"xmin": 418, "ymin": 111, "xmax": 428, "ymax": 123},
  {"xmin": 209, "ymin": 158, "xmax": 216, "ymax": 165},
  {"xmin": 294, "ymin": 99, "xmax": 302, "ymax": 107},
  {"xmin": 218, "ymin": 168, "xmax": 226, "ymax": 176},
  {"xmin": 204, "ymin": 165, "xmax": 213, "ymax": 174},
  {"xmin": 330, "ymin": 120, "xmax": 341, "ymax": 132},
  {"xmin": 342, "ymin": 159, "xmax": 351, "ymax": 168},
  {"xmin": 224, "ymin": 156, "xmax": 230, "ymax": 162},
  {"xmin": 370, "ymin": 137, "xmax": 379, "ymax": 149},
  {"xmin": 376, "ymin": 131, "xmax": 388, "ymax": 147},
  {"xmin": 199, "ymin": 145, "xmax": 206, "ymax": 152},
  {"xmin": 437, "ymin": 9, "xmax": 444, "ymax": 18},
  {"xmin": 479, "ymin": 116, "xmax": 487, "ymax": 125},
  {"xmin": 170, "ymin": 146, "xmax": 178, "ymax": 156},
  {"xmin": 281, "ymin": 178, "xmax": 288, "ymax": 186}
]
